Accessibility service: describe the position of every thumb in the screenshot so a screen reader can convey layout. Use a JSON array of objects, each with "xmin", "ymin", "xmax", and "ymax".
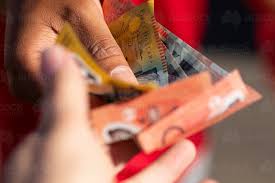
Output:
[
  {"xmin": 67, "ymin": 1, "xmax": 138, "ymax": 84},
  {"xmin": 125, "ymin": 140, "xmax": 196, "ymax": 183},
  {"xmin": 40, "ymin": 46, "xmax": 89, "ymax": 133},
  {"xmin": 35, "ymin": 46, "xmax": 114, "ymax": 183}
]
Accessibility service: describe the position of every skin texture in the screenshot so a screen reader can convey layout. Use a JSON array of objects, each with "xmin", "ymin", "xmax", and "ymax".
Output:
[
  {"xmin": 3, "ymin": 1, "xmax": 218, "ymax": 182},
  {"xmin": 3, "ymin": 46, "xmax": 198, "ymax": 183},
  {"xmin": 4, "ymin": 0, "xmax": 137, "ymax": 101}
]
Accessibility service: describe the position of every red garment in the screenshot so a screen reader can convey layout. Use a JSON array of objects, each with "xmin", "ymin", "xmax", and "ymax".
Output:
[{"xmin": 0, "ymin": 0, "xmax": 209, "ymax": 180}]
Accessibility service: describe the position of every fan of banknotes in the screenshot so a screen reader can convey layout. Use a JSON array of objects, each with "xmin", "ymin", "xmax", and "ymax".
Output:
[{"xmin": 56, "ymin": 1, "xmax": 262, "ymax": 153}]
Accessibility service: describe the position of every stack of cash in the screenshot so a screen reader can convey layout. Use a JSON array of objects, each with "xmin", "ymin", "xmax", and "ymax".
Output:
[{"xmin": 56, "ymin": 1, "xmax": 262, "ymax": 153}]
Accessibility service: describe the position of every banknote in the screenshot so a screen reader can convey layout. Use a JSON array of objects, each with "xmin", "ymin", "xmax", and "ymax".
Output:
[
  {"xmin": 90, "ymin": 72, "xmax": 212, "ymax": 144},
  {"xmin": 157, "ymin": 24, "xmax": 262, "ymax": 105},
  {"xmin": 157, "ymin": 24, "xmax": 228, "ymax": 81},
  {"xmin": 137, "ymin": 70, "xmax": 251, "ymax": 153},
  {"xmin": 103, "ymin": 0, "xmax": 154, "ymax": 24},
  {"xmin": 156, "ymin": 23, "xmax": 262, "ymax": 116},
  {"xmin": 56, "ymin": 23, "xmax": 157, "ymax": 101},
  {"xmin": 166, "ymin": 51, "xmax": 188, "ymax": 83},
  {"xmin": 103, "ymin": 0, "xmax": 136, "ymax": 24},
  {"xmin": 55, "ymin": 1, "xmax": 262, "ymax": 153},
  {"xmin": 108, "ymin": 2, "xmax": 168, "ymax": 86}
]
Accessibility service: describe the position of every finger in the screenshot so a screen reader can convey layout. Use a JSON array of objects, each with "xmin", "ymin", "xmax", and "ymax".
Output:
[
  {"xmin": 64, "ymin": 0, "xmax": 138, "ymax": 84},
  {"xmin": 125, "ymin": 140, "xmax": 196, "ymax": 183},
  {"xmin": 40, "ymin": 46, "xmax": 89, "ymax": 133},
  {"xmin": 201, "ymin": 179, "xmax": 219, "ymax": 183},
  {"xmin": 93, "ymin": 0, "xmax": 104, "ymax": 13},
  {"xmin": 38, "ymin": 46, "xmax": 114, "ymax": 183}
]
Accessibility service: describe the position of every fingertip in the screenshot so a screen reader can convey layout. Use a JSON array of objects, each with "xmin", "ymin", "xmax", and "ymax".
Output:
[
  {"xmin": 41, "ymin": 45, "xmax": 82, "ymax": 92},
  {"xmin": 175, "ymin": 139, "xmax": 197, "ymax": 161},
  {"xmin": 41, "ymin": 45, "xmax": 66, "ymax": 79},
  {"xmin": 110, "ymin": 65, "xmax": 138, "ymax": 84},
  {"xmin": 159, "ymin": 139, "xmax": 197, "ymax": 174},
  {"xmin": 40, "ymin": 45, "xmax": 88, "ymax": 130}
]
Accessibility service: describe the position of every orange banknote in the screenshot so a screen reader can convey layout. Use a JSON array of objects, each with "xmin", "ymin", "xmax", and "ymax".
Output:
[
  {"xmin": 90, "ymin": 72, "xmax": 212, "ymax": 144},
  {"xmin": 137, "ymin": 70, "xmax": 261, "ymax": 153}
]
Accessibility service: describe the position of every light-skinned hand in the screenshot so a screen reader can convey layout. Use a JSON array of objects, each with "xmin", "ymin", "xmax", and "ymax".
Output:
[{"xmin": 3, "ymin": 46, "xmax": 198, "ymax": 183}]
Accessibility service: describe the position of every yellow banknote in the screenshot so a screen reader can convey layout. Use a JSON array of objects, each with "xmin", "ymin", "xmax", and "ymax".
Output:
[
  {"xmin": 56, "ymin": 23, "xmax": 157, "ymax": 100},
  {"xmin": 108, "ymin": 2, "xmax": 168, "ymax": 86}
]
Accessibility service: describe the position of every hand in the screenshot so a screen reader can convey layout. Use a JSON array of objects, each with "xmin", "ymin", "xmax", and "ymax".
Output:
[
  {"xmin": 3, "ymin": 46, "xmax": 196, "ymax": 183},
  {"xmin": 5, "ymin": 0, "xmax": 137, "ymax": 101}
]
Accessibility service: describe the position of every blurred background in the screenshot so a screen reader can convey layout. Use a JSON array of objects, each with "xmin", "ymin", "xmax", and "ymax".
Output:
[
  {"xmin": 155, "ymin": 0, "xmax": 275, "ymax": 181},
  {"xmin": 202, "ymin": 0, "xmax": 275, "ymax": 182}
]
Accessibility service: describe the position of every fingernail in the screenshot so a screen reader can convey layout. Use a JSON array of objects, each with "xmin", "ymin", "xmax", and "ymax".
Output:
[
  {"xmin": 41, "ymin": 46, "xmax": 66, "ymax": 80},
  {"xmin": 110, "ymin": 65, "xmax": 138, "ymax": 84}
]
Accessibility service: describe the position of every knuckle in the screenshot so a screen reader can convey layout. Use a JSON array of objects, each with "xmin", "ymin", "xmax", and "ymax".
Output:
[
  {"xmin": 59, "ymin": 1, "xmax": 122, "ymax": 61},
  {"xmin": 86, "ymin": 37, "xmax": 123, "ymax": 61}
]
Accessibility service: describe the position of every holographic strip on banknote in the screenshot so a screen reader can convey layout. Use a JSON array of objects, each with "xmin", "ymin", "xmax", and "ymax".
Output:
[
  {"xmin": 157, "ymin": 24, "xmax": 228, "ymax": 81},
  {"xmin": 159, "ymin": 42, "xmax": 188, "ymax": 83}
]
